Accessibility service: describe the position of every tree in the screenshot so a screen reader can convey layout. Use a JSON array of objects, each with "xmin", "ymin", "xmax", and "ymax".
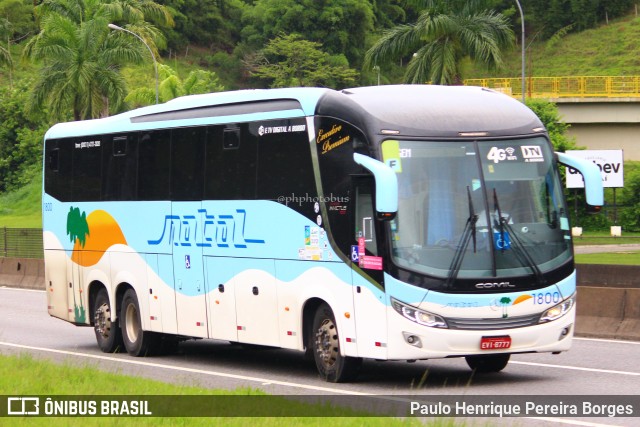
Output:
[
  {"xmin": 499, "ymin": 297, "xmax": 511, "ymax": 318},
  {"xmin": 124, "ymin": 63, "xmax": 224, "ymax": 107},
  {"xmin": 249, "ymin": 33, "xmax": 358, "ymax": 89},
  {"xmin": 0, "ymin": 81, "xmax": 49, "ymax": 192},
  {"xmin": 241, "ymin": 0, "xmax": 374, "ymax": 67},
  {"xmin": 23, "ymin": 0, "xmax": 173, "ymax": 120},
  {"xmin": 0, "ymin": 18, "xmax": 12, "ymax": 70},
  {"xmin": 159, "ymin": 0, "xmax": 244, "ymax": 50},
  {"xmin": 364, "ymin": 0, "xmax": 514, "ymax": 85}
]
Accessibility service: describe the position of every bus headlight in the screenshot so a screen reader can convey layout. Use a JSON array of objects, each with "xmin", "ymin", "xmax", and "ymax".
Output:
[
  {"xmin": 539, "ymin": 294, "xmax": 575, "ymax": 323},
  {"xmin": 391, "ymin": 297, "xmax": 448, "ymax": 328}
]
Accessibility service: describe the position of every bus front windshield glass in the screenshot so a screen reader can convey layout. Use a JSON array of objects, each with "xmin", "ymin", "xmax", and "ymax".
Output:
[{"xmin": 384, "ymin": 138, "xmax": 571, "ymax": 280}]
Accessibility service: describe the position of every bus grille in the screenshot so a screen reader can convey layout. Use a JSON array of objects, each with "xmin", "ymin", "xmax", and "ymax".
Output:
[{"xmin": 445, "ymin": 313, "xmax": 541, "ymax": 330}]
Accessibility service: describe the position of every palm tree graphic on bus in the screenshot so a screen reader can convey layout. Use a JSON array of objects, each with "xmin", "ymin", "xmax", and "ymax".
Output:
[{"xmin": 500, "ymin": 297, "xmax": 512, "ymax": 318}]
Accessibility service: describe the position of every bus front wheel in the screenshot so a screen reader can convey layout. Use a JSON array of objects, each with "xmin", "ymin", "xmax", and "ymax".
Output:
[
  {"xmin": 311, "ymin": 303, "xmax": 361, "ymax": 382},
  {"xmin": 465, "ymin": 354, "xmax": 510, "ymax": 373},
  {"xmin": 121, "ymin": 289, "xmax": 158, "ymax": 356},
  {"xmin": 93, "ymin": 288, "xmax": 122, "ymax": 353}
]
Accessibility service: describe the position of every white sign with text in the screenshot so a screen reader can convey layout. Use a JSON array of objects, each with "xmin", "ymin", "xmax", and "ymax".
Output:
[{"xmin": 565, "ymin": 149, "xmax": 624, "ymax": 188}]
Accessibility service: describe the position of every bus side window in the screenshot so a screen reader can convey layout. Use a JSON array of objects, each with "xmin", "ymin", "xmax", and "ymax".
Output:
[
  {"xmin": 72, "ymin": 137, "xmax": 102, "ymax": 201},
  {"xmin": 205, "ymin": 124, "xmax": 257, "ymax": 200},
  {"xmin": 171, "ymin": 127, "xmax": 205, "ymax": 201},
  {"xmin": 48, "ymin": 149, "xmax": 59, "ymax": 172},
  {"xmin": 102, "ymin": 135, "xmax": 137, "ymax": 201},
  {"xmin": 138, "ymin": 130, "xmax": 171, "ymax": 201},
  {"xmin": 44, "ymin": 140, "xmax": 72, "ymax": 201}
]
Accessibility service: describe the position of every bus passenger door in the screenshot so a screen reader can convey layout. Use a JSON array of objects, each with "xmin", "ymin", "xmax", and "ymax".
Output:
[
  {"xmin": 351, "ymin": 178, "xmax": 388, "ymax": 359},
  {"xmin": 172, "ymin": 202, "xmax": 209, "ymax": 338}
]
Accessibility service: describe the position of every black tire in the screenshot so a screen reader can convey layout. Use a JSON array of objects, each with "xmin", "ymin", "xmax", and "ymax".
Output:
[
  {"xmin": 93, "ymin": 288, "xmax": 123, "ymax": 353},
  {"xmin": 311, "ymin": 303, "xmax": 362, "ymax": 382},
  {"xmin": 120, "ymin": 289, "xmax": 159, "ymax": 356},
  {"xmin": 465, "ymin": 354, "xmax": 510, "ymax": 373}
]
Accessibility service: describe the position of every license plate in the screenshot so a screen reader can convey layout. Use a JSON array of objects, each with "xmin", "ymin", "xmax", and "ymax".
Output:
[{"xmin": 480, "ymin": 336, "xmax": 511, "ymax": 350}]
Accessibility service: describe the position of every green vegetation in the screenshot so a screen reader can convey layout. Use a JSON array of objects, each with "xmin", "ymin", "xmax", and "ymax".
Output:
[
  {"xmin": 575, "ymin": 251, "xmax": 640, "ymax": 265},
  {"xmin": 468, "ymin": 12, "xmax": 640, "ymax": 78},
  {"xmin": 365, "ymin": 0, "xmax": 514, "ymax": 84},
  {"xmin": 0, "ymin": 353, "xmax": 455, "ymax": 426},
  {"xmin": 0, "ymin": 177, "xmax": 41, "ymax": 228},
  {"xmin": 2, "ymin": 1, "xmax": 640, "ymax": 236}
]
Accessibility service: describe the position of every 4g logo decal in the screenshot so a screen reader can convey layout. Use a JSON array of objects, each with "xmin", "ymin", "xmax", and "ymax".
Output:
[{"xmin": 486, "ymin": 146, "xmax": 518, "ymax": 164}]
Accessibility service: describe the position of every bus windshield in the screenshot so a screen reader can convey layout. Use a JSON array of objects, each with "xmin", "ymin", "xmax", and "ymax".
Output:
[{"xmin": 385, "ymin": 137, "xmax": 571, "ymax": 281}]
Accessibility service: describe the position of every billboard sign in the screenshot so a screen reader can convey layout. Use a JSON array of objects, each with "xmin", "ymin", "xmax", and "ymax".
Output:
[{"xmin": 565, "ymin": 150, "xmax": 624, "ymax": 188}]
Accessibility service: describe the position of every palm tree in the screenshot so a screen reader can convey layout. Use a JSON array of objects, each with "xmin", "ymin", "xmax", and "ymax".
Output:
[
  {"xmin": 499, "ymin": 297, "xmax": 512, "ymax": 318},
  {"xmin": 23, "ymin": 0, "xmax": 173, "ymax": 120},
  {"xmin": 364, "ymin": 0, "xmax": 514, "ymax": 85},
  {"xmin": 0, "ymin": 18, "xmax": 12, "ymax": 70},
  {"xmin": 125, "ymin": 64, "xmax": 225, "ymax": 107}
]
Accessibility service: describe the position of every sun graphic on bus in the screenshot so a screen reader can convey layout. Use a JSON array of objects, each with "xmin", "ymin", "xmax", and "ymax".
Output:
[{"xmin": 67, "ymin": 207, "xmax": 127, "ymax": 267}]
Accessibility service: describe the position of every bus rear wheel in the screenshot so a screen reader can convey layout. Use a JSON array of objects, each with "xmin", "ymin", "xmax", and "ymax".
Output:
[
  {"xmin": 93, "ymin": 288, "xmax": 122, "ymax": 353},
  {"xmin": 465, "ymin": 354, "xmax": 510, "ymax": 373},
  {"xmin": 121, "ymin": 289, "xmax": 159, "ymax": 356},
  {"xmin": 311, "ymin": 303, "xmax": 361, "ymax": 382}
]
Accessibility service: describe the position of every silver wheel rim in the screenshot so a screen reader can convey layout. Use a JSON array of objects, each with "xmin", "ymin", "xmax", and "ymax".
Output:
[
  {"xmin": 125, "ymin": 302, "xmax": 140, "ymax": 343},
  {"xmin": 94, "ymin": 302, "xmax": 112, "ymax": 338},
  {"xmin": 315, "ymin": 317, "xmax": 339, "ymax": 369}
]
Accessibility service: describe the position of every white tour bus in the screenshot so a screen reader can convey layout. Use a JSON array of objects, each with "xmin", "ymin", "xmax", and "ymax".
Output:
[{"xmin": 43, "ymin": 85, "xmax": 603, "ymax": 382}]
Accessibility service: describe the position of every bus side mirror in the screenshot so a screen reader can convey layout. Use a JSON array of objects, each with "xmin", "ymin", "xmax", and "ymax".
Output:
[
  {"xmin": 353, "ymin": 153, "xmax": 398, "ymax": 220},
  {"xmin": 555, "ymin": 152, "xmax": 604, "ymax": 207}
]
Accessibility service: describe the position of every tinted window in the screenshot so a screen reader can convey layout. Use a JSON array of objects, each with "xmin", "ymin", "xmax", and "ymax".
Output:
[
  {"xmin": 171, "ymin": 127, "xmax": 205, "ymax": 201},
  {"xmin": 44, "ymin": 139, "xmax": 73, "ymax": 201},
  {"xmin": 102, "ymin": 134, "xmax": 138, "ymax": 201},
  {"xmin": 314, "ymin": 116, "xmax": 370, "ymax": 258},
  {"xmin": 138, "ymin": 130, "xmax": 171, "ymax": 200},
  {"xmin": 72, "ymin": 137, "xmax": 102, "ymax": 201},
  {"xmin": 255, "ymin": 119, "xmax": 316, "ymax": 220},
  {"xmin": 204, "ymin": 124, "xmax": 257, "ymax": 200}
]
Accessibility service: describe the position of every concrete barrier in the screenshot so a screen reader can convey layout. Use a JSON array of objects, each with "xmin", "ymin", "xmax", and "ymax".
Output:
[
  {"xmin": 576, "ymin": 264, "xmax": 640, "ymax": 288},
  {"xmin": 0, "ymin": 257, "xmax": 638, "ymax": 341},
  {"xmin": 0, "ymin": 257, "xmax": 45, "ymax": 290}
]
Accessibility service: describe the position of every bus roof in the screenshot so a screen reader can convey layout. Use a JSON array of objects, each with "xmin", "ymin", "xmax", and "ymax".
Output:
[
  {"xmin": 44, "ymin": 85, "xmax": 544, "ymax": 140},
  {"xmin": 317, "ymin": 85, "xmax": 544, "ymax": 139},
  {"xmin": 44, "ymin": 87, "xmax": 330, "ymax": 139}
]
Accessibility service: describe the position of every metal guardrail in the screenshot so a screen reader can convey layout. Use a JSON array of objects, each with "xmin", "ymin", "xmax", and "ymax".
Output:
[
  {"xmin": 1, "ymin": 228, "xmax": 44, "ymax": 259},
  {"xmin": 464, "ymin": 76, "xmax": 640, "ymax": 99}
]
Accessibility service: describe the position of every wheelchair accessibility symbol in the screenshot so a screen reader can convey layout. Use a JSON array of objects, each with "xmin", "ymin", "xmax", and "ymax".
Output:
[
  {"xmin": 350, "ymin": 245, "xmax": 360, "ymax": 262},
  {"xmin": 185, "ymin": 255, "xmax": 191, "ymax": 269},
  {"xmin": 493, "ymin": 231, "xmax": 511, "ymax": 250}
]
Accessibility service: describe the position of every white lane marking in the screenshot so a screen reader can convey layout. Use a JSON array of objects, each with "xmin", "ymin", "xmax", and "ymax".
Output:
[
  {"xmin": 511, "ymin": 361, "xmax": 640, "ymax": 376},
  {"xmin": 574, "ymin": 337, "xmax": 640, "ymax": 346},
  {"xmin": 0, "ymin": 286, "xmax": 45, "ymax": 293},
  {"xmin": 529, "ymin": 418, "xmax": 626, "ymax": 427},
  {"xmin": 0, "ymin": 341, "xmax": 370, "ymax": 395},
  {"xmin": 0, "ymin": 341, "xmax": 632, "ymax": 426}
]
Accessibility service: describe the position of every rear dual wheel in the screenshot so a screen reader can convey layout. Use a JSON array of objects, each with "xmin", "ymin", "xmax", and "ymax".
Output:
[
  {"xmin": 121, "ymin": 289, "xmax": 161, "ymax": 356},
  {"xmin": 93, "ymin": 288, "xmax": 123, "ymax": 353}
]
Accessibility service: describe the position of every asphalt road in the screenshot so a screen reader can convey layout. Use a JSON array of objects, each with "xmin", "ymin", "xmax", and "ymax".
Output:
[
  {"xmin": 1, "ymin": 286, "xmax": 639, "ymax": 426},
  {"xmin": 574, "ymin": 243, "xmax": 640, "ymax": 254}
]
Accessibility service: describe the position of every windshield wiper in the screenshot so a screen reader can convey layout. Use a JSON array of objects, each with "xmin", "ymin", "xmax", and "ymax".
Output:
[
  {"xmin": 445, "ymin": 186, "xmax": 478, "ymax": 288},
  {"xmin": 493, "ymin": 189, "xmax": 546, "ymax": 287}
]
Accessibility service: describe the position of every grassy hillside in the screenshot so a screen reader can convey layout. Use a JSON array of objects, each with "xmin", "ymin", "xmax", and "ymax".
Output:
[
  {"xmin": 0, "ymin": 176, "xmax": 41, "ymax": 228},
  {"xmin": 465, "ymin": 13, "xmax": 640, "ymax": 78}
]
